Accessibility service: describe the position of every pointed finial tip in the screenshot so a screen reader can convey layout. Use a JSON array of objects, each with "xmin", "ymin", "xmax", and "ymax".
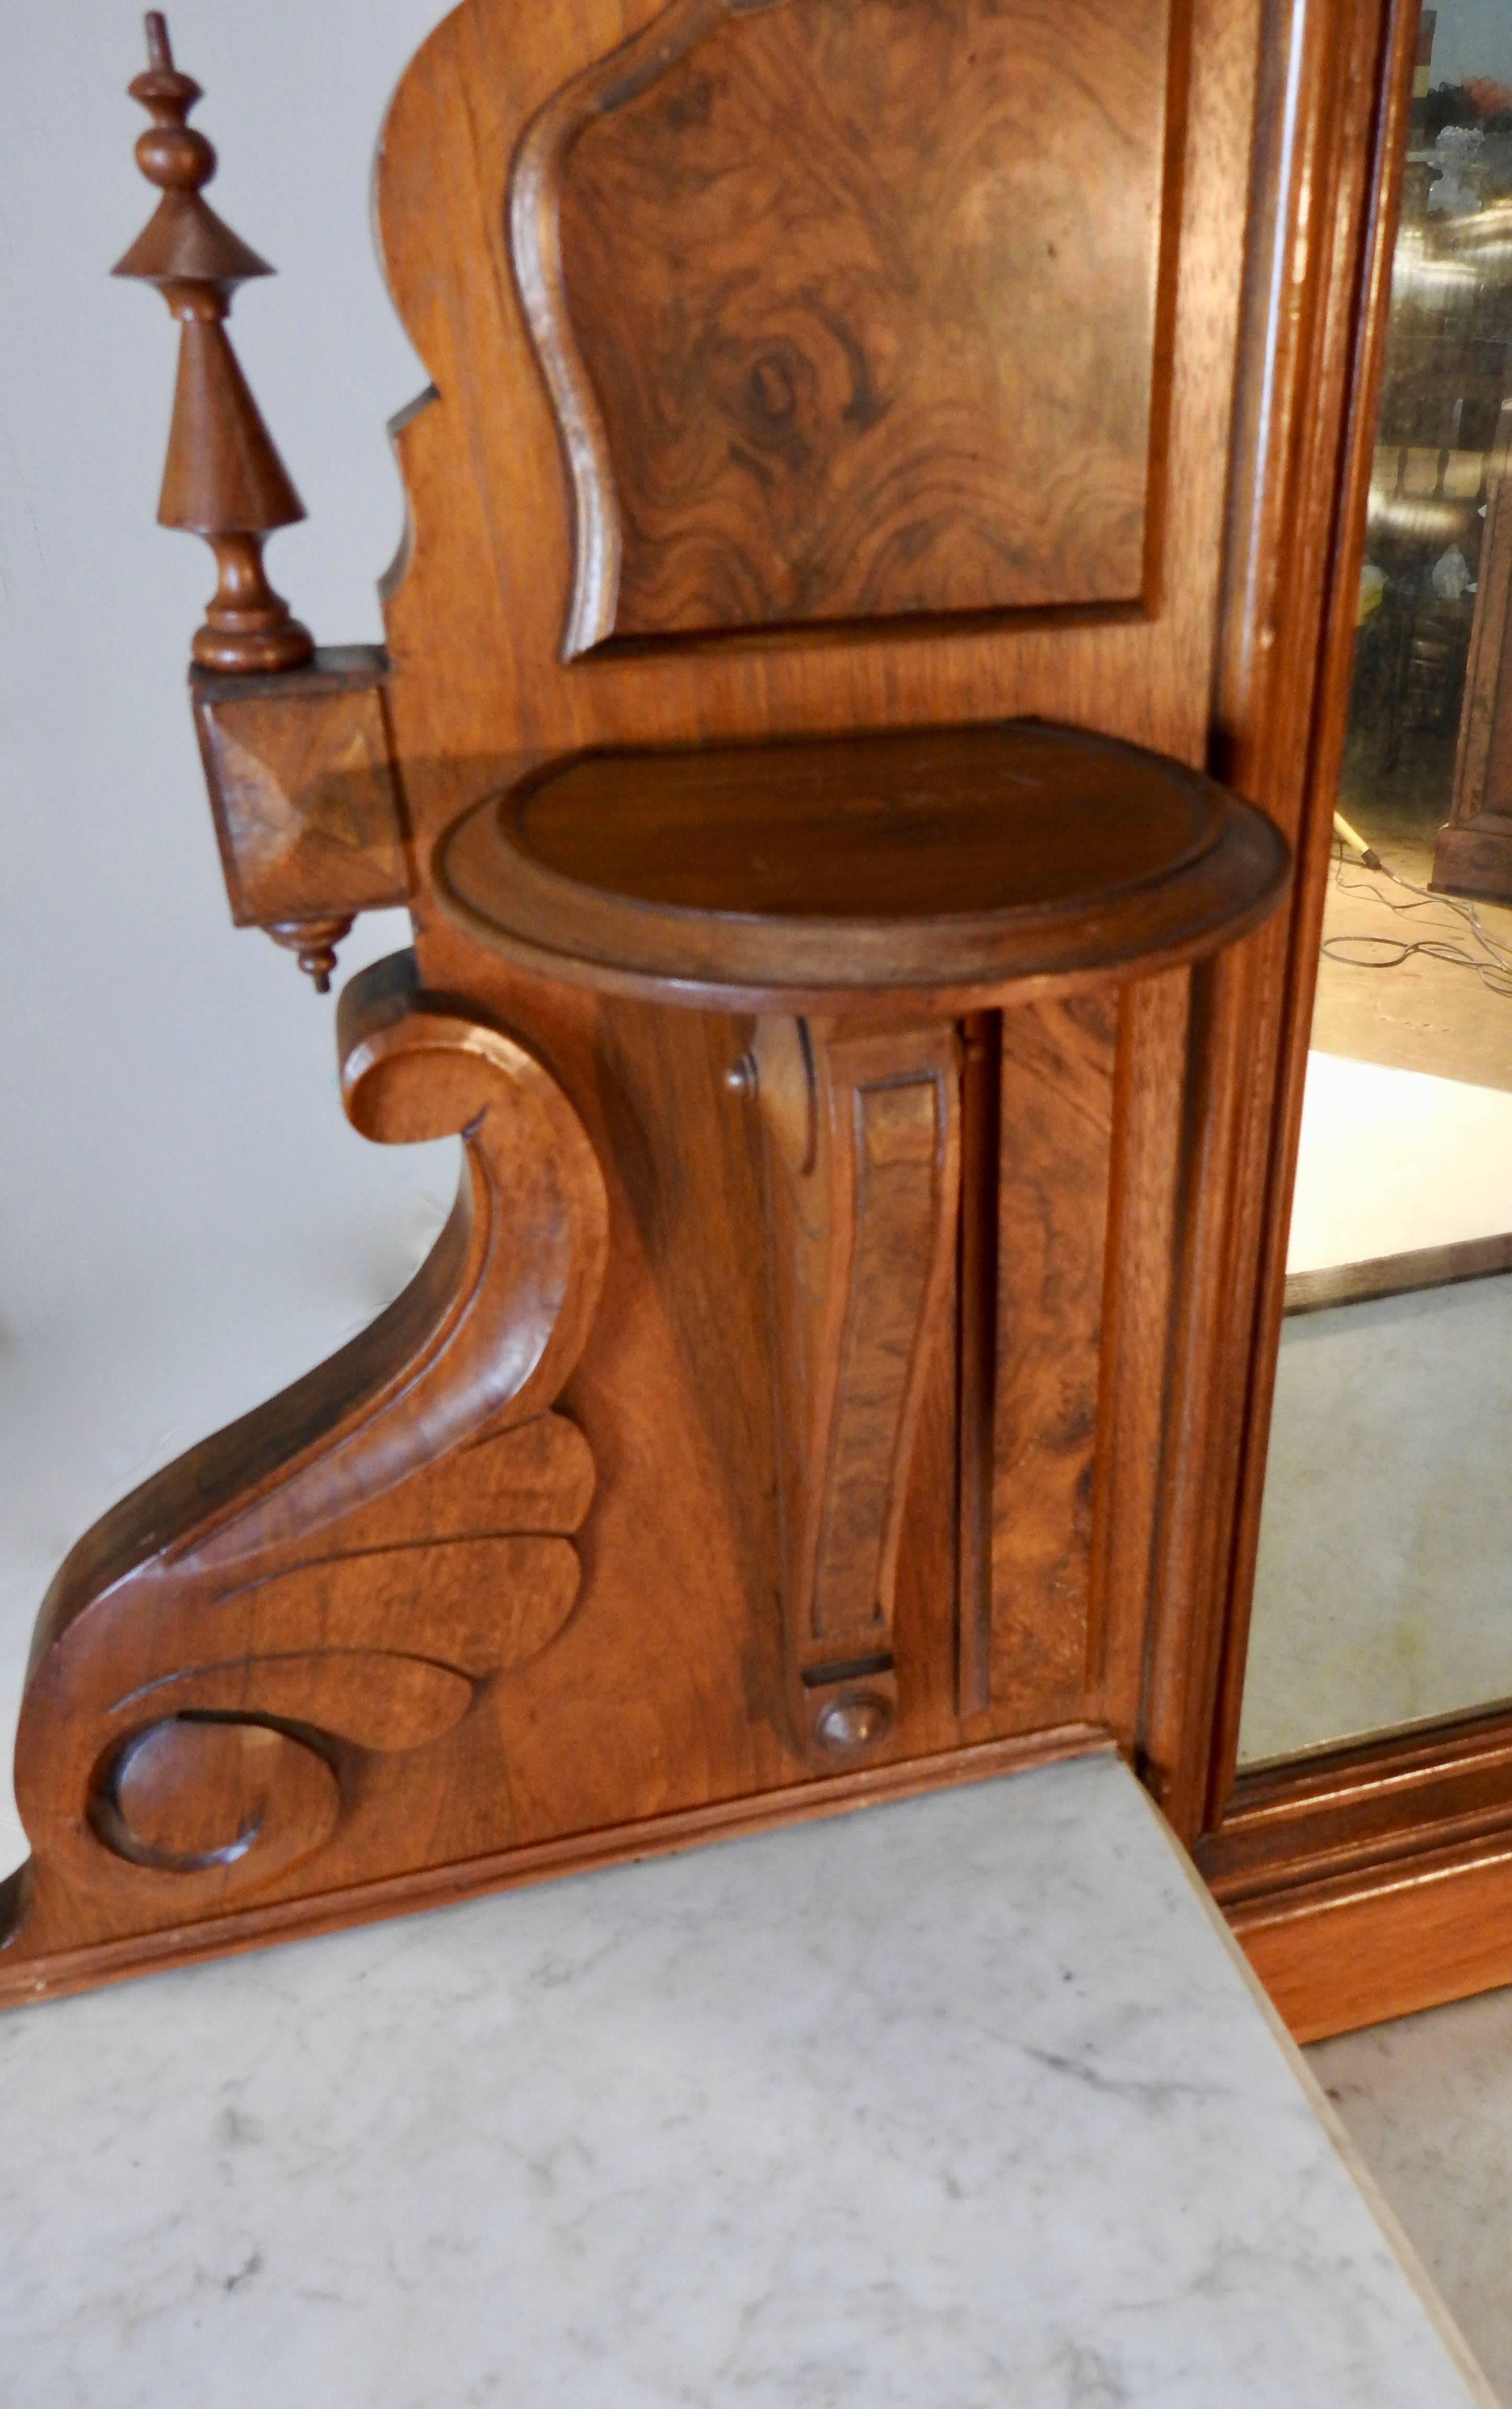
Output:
[{"xmin": 144, "ymin": 13, "xmax": 172, "ymax": 72}]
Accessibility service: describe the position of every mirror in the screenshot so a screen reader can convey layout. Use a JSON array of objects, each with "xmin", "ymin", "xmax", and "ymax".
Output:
[{"xmin": 1240, "ymin": 0, "xmax": 1512, "ymax": 1765}]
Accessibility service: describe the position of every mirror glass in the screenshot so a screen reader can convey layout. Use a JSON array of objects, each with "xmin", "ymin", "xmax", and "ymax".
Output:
[{"xmin": 1239, "ymin": 0, "xmax": 1512, "ymax": 1765}]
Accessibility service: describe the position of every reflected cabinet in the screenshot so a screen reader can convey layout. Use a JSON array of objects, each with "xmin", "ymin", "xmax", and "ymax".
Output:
[{"xmin": 4, "ymin": 0, "xmax": 1509, "ymax": 2039}]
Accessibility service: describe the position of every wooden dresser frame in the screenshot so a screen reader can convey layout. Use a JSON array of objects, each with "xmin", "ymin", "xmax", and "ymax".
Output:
[{"xmin": 7, "ymin": 0, "xmax": 1505, "ymax": 2043}]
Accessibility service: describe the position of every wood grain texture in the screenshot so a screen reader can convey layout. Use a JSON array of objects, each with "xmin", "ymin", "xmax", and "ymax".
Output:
[
  {"xmin": 514, "ymin": 0, "xmax": 1173, "ymax": 651},
  {"xmin": 989, "ymin": 991, "xmax": 1118, "ymax": 1731},
  {"xmin": 1136, "ymin": 952, "xmax": 1259, "ymax": 1836},
  {"xmin": 1086, "ymin": 971, "xmax": 1189, "ymax": 1742},
  {"xmin": 1208, "ymin": 1700, "xmax": 1512, "ymax": 2045},
  {"xmin": 0, "ymin": 1725, "xmax": 1113, "ymax": 2009},
  {"xmin": 1204, "ymin": 1710, "xmax": 1512, "ymax": 1905},
  {"xmin": 1215, "ymin": 1706, "xmax": 1512, "ymax": 2037},
  {"xmin": 955, "ymin": 1011, "xmax": 1001, "ymax": 1721},
  {"xmin": 120, "ymin": 0, "xmax": 1509, "ymax": 2045},
  {"xmin": 1233, "ymin": 1843, "xmax": 1512, "ymax": 2043},
  {"xmin": 751, "ymin": 1017, "xmax": 960, "ymax": 1761},
  {"xmin": 437, "ymin": 720, "xmax": 1289, "ymax": 1014},
  {"xmin": 192, "ymin": 646, "xmax": 409, "ymax": 989},
  {"xmin": 14, "ymin": 0, "xmax": 1391, "ymax": 2009},
  {"xmin": 1197, "ymin": 0, "xmax": 1416, "ymax": 1847},
  {"xmin": 0, "ymin": 950, "xmax": 608, "ymax": 1972},
  {"xmin": 1178, "ymin": 0, "xmax": 1512, "ymax": 2037},
  {"xmin": 373, "ymin": 0, "xmax": 1255, "ymax": 778}
]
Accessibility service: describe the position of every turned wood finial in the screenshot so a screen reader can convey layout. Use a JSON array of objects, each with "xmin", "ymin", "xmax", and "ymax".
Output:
[
  {"xmin": 266, "ymin": 916, "xmax": 356, "ymax": 997},
  {"xmin": 115, "ymin": 15, "xmax": 314, "ymax": 674}
]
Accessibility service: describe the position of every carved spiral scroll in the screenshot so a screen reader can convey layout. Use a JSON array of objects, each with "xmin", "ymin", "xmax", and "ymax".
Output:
[
  {"xmin": 91, "ymin": 1718, "xmax": 341, "ymax": 1879},
  {"xmin": 2, "ymin": 953, "xmax": 609, "ymax": 1970}
]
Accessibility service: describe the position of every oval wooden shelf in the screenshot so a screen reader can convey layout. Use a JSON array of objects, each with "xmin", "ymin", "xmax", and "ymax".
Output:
[{"xmin": 437, "ymin": 720, "xmax": 1288, "ymax": 1013}]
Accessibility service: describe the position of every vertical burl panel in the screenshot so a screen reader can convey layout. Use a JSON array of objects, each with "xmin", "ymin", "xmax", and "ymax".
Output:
[
  {"xmin": 990, "ymin": 992, "xmax": 1119, "ymax": 1730},
  {"xmin": 527, "ymin": 0, "xmax": 1173, "ymax": 650}
]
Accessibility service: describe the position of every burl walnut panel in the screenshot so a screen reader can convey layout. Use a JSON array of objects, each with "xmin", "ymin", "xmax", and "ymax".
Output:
[
  {"xmin": 515, "ymin": 0, "xmax": 1173, "ymax": 652},
  {"xmin": 991, "ymin": 993, "xmax": 1119, "ymax": 1730}
]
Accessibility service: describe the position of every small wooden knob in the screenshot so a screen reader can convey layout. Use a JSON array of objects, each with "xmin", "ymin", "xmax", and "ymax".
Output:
[
  {"xmin": 268, "ymin": 916, "xmax": 355, "ymax": 993},
  {"xmin": 814, "ymin": 1693, "xmax": 892, "ymax": 1752}
]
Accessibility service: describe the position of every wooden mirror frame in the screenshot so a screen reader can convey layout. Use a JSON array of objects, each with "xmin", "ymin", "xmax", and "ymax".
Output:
[{"xmin": 1188, "ymin": 0, "xmax": 1512, "ymax": 2043}]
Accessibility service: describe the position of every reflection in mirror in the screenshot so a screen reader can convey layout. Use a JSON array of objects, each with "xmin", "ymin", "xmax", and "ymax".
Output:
[{"xmin": 1240, "ymin": 0, "xmax": 1512, "ymax": 1766}]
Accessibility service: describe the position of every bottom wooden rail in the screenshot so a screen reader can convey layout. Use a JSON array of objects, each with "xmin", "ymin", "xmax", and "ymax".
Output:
[
  {"xmin": 1202, "ymin": 1708, "xmax": 1512, "ymax": 2039},
  {"xmin": 1228, "ymin": 1841, "xmax": 1512, "ymax": 2044},
  {"xmin": 0, "ymin": 1724, "xmax": 1109, "ymax": 2010}
]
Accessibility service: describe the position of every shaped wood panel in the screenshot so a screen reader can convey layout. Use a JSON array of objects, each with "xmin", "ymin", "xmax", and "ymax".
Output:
[
  {"xmin": 989, "ymin": 992, "xmax": 1119, "ymax": 1730},
  {"xmin": 513, "ymin": 0, "xmax": 1173, "ymax": 653}
]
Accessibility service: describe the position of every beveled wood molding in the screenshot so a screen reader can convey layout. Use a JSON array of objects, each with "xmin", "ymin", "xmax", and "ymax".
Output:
[
  {"xmin": 114, "ymin": 16, "xmax": 313, "ymax": 675},
  {"xmin": 0, "ymin": 951, "xmax": 609, "ymax": 1988},
  {"xmin": 1232, "ymin": 1839, "xmax": 1512, "ymax": 2044},
  {"xmin": 1209, "ymin": 1702, "xmax": 1512, "ymax": 2035},
  {"xmin": 1203, "ymin": 1706, "xmax": 1512, "ymax": 1905},
  {"xmin": 0, "ymin": 1725, "xmax": 1114, "ymax": 2010},
  {"xmin": 511, "ymin": 0, "xmax": 1175, "ymax": 656},
  {"xmin": 1154, "ymin": 0, "xmax": 1418, "ymax": 1857}
]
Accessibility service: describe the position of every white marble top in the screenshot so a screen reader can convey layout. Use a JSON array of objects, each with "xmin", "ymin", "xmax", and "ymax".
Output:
[{"xmin": 0, "ymin": 1754, "xmax": 1490, "ymax": 2407}]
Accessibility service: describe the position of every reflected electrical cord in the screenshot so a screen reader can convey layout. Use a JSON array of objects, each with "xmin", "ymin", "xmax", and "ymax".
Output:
[{"xmin": 1323, "ymin": 827, "xmax": 1512, "ymax": 1001}]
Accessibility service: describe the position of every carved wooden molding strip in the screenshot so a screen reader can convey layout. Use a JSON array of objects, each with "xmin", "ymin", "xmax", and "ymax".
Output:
[{"xmin": 751, "ymin": 1015, "xmax": 960, "ymax": 1762}]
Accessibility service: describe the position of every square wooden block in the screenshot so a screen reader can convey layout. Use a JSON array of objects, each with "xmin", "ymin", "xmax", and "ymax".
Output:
[{"xmin": 192, "ymin": 646, "xmax": 409, "ymax": 928}]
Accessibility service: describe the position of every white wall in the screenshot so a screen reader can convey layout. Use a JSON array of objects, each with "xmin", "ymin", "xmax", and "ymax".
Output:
[
  {"xmin": 0, "ymin": 1, "xmax": 460, "ymax": 1875},
  {"xmin": 1428, "ymin": 0, "xmax": 1512, "ymax": 93}
]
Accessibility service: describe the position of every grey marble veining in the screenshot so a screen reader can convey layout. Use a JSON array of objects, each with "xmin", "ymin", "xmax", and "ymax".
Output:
[{"xmin": 0, "ymin": 1755, "xmax": 1490, "ymax": 2407}]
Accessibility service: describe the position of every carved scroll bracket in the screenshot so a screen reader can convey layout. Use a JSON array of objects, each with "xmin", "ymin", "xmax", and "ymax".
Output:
[
  {"xmin": 747, "ymin": 1015, "xmax": 961, "ymax": 1765},
  {"xmin": 1, "ymin": 953, "xmax": 609, "ymax": 1983}
]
